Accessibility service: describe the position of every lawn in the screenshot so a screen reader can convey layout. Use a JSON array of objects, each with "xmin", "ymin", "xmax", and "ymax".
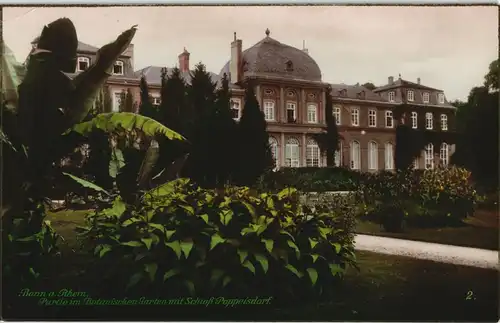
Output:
[
  {"xmin": 356, "ymin": 209, "xmax": 499, "ymax": 251},
  {"xmin": 3, "ymin": 209, "xmax": 498, "ymax": 321}
]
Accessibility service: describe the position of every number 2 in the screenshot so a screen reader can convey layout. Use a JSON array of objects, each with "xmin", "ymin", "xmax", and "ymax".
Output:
[{"xmin": 466, "ymin": 290, "xmax": 474, "ymax": 300}]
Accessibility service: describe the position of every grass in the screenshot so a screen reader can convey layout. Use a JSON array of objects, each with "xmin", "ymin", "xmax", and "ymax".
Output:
[
  {"xmin": 356, "ymin": 209, "xmax": 499, "ymax": 251},
  {"xmin": 3, "ymin": 209, "xmax": 498, "ymax": 321}
]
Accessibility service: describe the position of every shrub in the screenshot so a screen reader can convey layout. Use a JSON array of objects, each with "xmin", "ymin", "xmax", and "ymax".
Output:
[{"xmin": 77, "ymin": 178, "xmax": 357, "ymax": 304}]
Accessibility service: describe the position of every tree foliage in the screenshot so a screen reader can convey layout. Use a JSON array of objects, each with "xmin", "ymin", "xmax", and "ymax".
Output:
[
  {"xmin": 234, "ymin": 82, "xmax": 274, "ymax": 186},
  {"xmin": 138, "ymin": 75, "xmax": 158, "ymax": 120}
]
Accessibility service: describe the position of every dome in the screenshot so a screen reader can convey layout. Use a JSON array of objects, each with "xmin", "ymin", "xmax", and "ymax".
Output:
[{"xmin": 220, "ymin": 31, "xmax": 322, "ymax": 82}]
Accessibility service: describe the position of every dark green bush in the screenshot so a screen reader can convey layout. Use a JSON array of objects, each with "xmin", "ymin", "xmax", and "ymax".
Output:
[{"xmin": 77, "ymin": 178, "xmax": 357, "ymax": 304}]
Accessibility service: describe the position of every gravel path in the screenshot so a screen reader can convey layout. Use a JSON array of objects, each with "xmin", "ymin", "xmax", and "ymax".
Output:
[{"xmin": 355, "ymin": 234, "xmax": 498, "ymax": 270}]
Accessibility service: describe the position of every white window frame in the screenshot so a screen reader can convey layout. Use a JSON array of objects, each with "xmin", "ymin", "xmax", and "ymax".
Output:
[
  {"xmin": 263, "ymin": 100, "xmax": 275, "ymax": 121},
  {"xmin": 368, "ymin": 141, "xmax": 378, "ymax": 170},
  {"xmin": 112, "ymin": 91, "xmax": 122, "ymax": 112},
  {"xmin": 307, "ymin": 104, "xmax": 318, "ymax": 123},
  {"xmin": 411, "ymin": 111, "xmax": 418, "ymax": 129},
  {"xmin": 231, "ymin": 98, "xmax": 242, "ymax": 120},
  {"xmin": 306, "ymin": 139, "xmax": 321, "ymax": 167},
  {"xmin": 413, "ymin": 157, "xmax": 419, "ymax": 169},
  {"xmin": 113, "ymin": 61, "xmax": 124, "ymax": 76},
  {"xmin": 333, "ymin": 106, "xmax": 341, "ymax": 125},
  {"xmin": 368, "ymin": 109, "xmax": 377, "ymax": 127},
  {"xmin": 350, "ymin": 141, "xmax": 361, "ymax": 170},
  {"xmin": 425, "ymin": 143, "xmax": 434, "ymax": 169},
  {"xmin": 351, "ymin": 108, "xmax": 359, "ymax": 126},
  {"xmin": 385, "ymin": 110, "xmax": 393, "ymax": 128},
  {"xmin": 423, "ymin": 92, "xmax": 430, "ymax": 104},
  {"xmin": 286, "ymin": 102, "xmax": 297, "ymax": 123},
  {"xmin": 438, "ymin": 93, "xmax": 445, "ymax": 104},
  {"xmin": 384, "ymin": 142, "xmax": 394, "ymax": 170},
  {"xmin": 151, "ymin": 96, "xmax": 161, "ymax": 107},
  {"xmin": 440, "ymin": 114, "xmax": 448, "ymax": 131},
  {"xmin": 76, "ymin": 56, "xmax": 90, "ymax": 72},
  {"xmin": 334, "ymin": 141, "xmax": 343, "ymax": 167},
  {"xmin": 425, "ymin": 112, "xmax": 433, "ymax": 130},
  {"xmin": 440, "ymin": 142, "xmax": 449, "ymax": 167},
  {"xmin": 285, "ymin": 137, "xmax": 300, "ymax": 168},
  {"xmin": 388, "ymin": 91, "xmax": 395, "ymax": 102},
  {"xmin": 407, "ymin": 90, "xmax": 414, "ymax": 102},
  {"xmin": 269, "ymin": 137, "xmax": 279, "ymax": 168}
]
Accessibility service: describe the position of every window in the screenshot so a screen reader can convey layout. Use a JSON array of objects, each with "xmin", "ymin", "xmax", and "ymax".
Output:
[
  {"xmin": 113, "ymin": 61, "xmax": 124, "ymax": 75},
  {"xmin": 425, "ymin": 112, "xmax": 433, "ymax": 130},
  {"xmin": 385, "ymin": 142, "xmax": 394, "ymax": 170},
  {"xmin": 368, "ymin": 109, "xmax": 377, "ymax": 127},
  {"xmin": 440, "ymin": 143, "xmax": 449, "ymax": 167},
  {"xmin": 112, "ymin": 92, "xmax": 121, "ymax": 112},
  {"xmin": 423, "ymin": 92, "xmax": 430, "ymax": 103},
  {"xmin": 269, "ymin": 137, "xmax": 279, "ymax": 168},
  {"xmin": 351, "ymin": 108, "xmax": 359, "ymax": 126},
  {"xmin": 425, "ymin": 143, "xmax": 434, "ymax": 169},
  {"xmin": 333, "ymin": 106, "xmax": 341, "ymax": 125},
  {"xmin": 350, "ymin": 141, "xmax": 361, "ymax": 170},
  {"xmin": 407, "ymin": 90, "xmax": 414, "ymax": 102},
  {"xmin": 285, "ymin": 137, "xmax": 300, "ymax": 167},
  {"xmin": 76, "ymin": 57, "xmax": 90, "ymax": 72},
  {"xmin": 286, "ymin": 102, "xmax": 297, "ymax": 123},
  {"xmin": 307, "ymin": 104, "xmax": 318, "ymax": 123},
  {"xmin": 152, "ymin": 96, "xmax": 161, "ymax": 107},
  {"xmin": 438, "ymin": 93, "xmax": 445, "ymax": 104},
  {"xmin": 440, "ymin": 114, "xmax": 448, "ymax": 131},
  {"xmin": 385, "ymin": 111, "xmax": 393, "ymax": 128},
  {"xmin": 411, "ymin": 111, "xmax": 418, "ymax": 129},
  {"xmin": 285, "ymin": 60, "xmax": 293, "ymax": 72},
  {"xmin": 264, "ymin": 101, "xmax": 275, "ymax": 121},
  {"xmin": 306, "ymin": 139, "xmax": 320, "ymax": 167},
  {"xmin": 368, "ymin": 141, "xmax": 378, "ymax": 170},
  {"xmin": 231, "ymin": 99, "xmax": 241, "ymax": 120},
  {"xmin": 388, "ymin": 91, "xmax": 395, "ymax": 102},
  {"xmin": 413, "ymin": 157, "xmax": 419, "ymax": 169},
  {"xmin": 334, "ymin": 141, "xmax": 343, "ymax": 167}
]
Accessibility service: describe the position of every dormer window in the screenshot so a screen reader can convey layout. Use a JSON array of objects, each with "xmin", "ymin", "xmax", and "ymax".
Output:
[
  {"xmin": 407, "ymin": 90, "xmax": 414, "ymax": 102},
  {"xmin": 113, "ymin": 61, "xmax": 124, "ymax": 75},
  {"xmin": 423, "ymin": 92, "xmax": 430, "ymax": 103},
  {"xmin": 76, "ymin": 57, "xmax": 90, "ymax": 72},
  {"xmin": 357, "ymin": 91, "xmax": 365, "ymax": 99},
  {"xmin": 285, "ymin": 60, "xmax": 293, "ymax": 72},
  {"xmin": 438, "ymin": 93, "xmax": 445, "ymax": 104},
  {"xmin": 388, "ymin": 91, "xmax": 395, "ymax": 102},
  {"xmin": 231, "ymin": 99, "xmax": 241, "ymax": 120},
  {"xmin": 339, "ymin": 89, "xmax": 347, "ymax": 97}
]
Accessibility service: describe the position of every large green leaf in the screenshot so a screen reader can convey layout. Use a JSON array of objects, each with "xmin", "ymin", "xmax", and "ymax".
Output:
[
  {"xmin": 109, "ymin": 148, "xmax": 125, "ymax": 179},
  {"xmin": 63, "ymin": 172, "xmax": 110, "ymax": 195},
  {"xmin": 69, "ymin": 112, "xmax": 185, "ymax": 141},
  {"xmin": 137, "ymin": 140, "xmax": 160, "ymax": 188}
]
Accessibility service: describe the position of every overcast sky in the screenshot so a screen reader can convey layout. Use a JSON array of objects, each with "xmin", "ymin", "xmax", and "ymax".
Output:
[{"xmin": 3, "ymin": 6, "xmax": 498, "ymax": 100}]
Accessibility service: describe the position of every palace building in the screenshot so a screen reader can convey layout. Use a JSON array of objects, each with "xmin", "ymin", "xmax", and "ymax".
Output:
[{"xmin": 24, "ymin": 29, "xmax": 456, "ymax": 171}]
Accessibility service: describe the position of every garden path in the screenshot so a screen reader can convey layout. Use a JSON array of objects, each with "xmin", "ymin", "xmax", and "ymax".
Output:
[{"xmin": 355, "ymin": 234, "xmax": 498, "ymax": 270}]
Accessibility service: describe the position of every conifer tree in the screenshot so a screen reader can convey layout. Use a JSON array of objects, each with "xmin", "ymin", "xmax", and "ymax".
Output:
[
  {"xmin": 138, "ymin": 75, "xmax": 158, "ymax": 120},
  {"xmin": 234, "ymin": 82, "xmax": 274, "ymax": 186}
]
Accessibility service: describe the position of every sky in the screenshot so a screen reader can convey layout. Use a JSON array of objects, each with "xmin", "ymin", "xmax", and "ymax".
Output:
[{"xmin": 3, "ymin": 6, "xmax": 498, "ymax": 101}]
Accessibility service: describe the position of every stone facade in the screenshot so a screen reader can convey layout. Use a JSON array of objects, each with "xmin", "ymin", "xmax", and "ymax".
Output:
[{"xmin": 25, "ymin": 30, "xmax": 456, "ymax": 172}]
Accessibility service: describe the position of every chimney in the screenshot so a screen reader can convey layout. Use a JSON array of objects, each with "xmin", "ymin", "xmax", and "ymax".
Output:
[
  {"xmin": 178, "ymin": 48, "xmax": 190, "ymax": 73},
  {"xmin": 388, "ymin": 76, "xmax": 394, "ymax": 84},
  {"xmin": 123, "ymin": 43, "xmax": 135, "ymax": 71},
  {"xmin": 230, "ymin": 32, "xmax": 243, "ymax": 84},
  {"xmin": 302, "ymin": 40, "xmax": 309, "ymax": 54},
  {"xmin": 417, "ymin": 77, "xmax": 421, "ymax": 85}
]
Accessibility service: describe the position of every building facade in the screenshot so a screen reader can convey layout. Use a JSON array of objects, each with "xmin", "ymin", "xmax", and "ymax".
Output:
[{"xmin": 24, "ymin": 29, "xmax": 456, "ymax": 171}]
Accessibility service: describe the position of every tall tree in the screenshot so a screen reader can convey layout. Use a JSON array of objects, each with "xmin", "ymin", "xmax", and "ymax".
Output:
[
  {"xmin": 314, "ymin": 86, "xmax": 340, "ymax": 166},
  {"xmin": 138, "ymin": 75, "xmax": 158, "ymax": 120},
  {"xmin": 118, "ymin": 88, "xmax": 134, "ymax": 112},
  {"xmin": 362, "ymin": 82, "xmax": 377, "ymax": 91},
  {"xmin": 188, "ymin": 62, "xmax": 217, "ymax": 126},
  {"xmin": 234, "ymin": 82, "xmax": 274, "ymax": 186}
]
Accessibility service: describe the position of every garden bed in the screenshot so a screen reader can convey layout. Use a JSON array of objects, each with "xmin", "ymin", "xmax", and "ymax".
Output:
[{"xmin": 5, "ymin": 208, "xmax": 498, "ymax": 323}]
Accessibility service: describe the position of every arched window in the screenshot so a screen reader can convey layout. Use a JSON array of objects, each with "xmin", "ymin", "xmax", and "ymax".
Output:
[
  {"xmin": 269, "ymin": 137, "xmax": 279, "ymax": 168},
  {"xmin": 334, "ymin": 141, "xmax": 343, "ymax": 167},
  {"xmin": 306, "ymin": 139, "xmax": 320, "ymax": 167},
  {"xmin": 440, "ymin": 142, "xmax": 449, "ymax": 167},
  {"xmin": 425, "ymin": 143, "xmax": 434, "ymax": 169},
  {"xmin": 350, "ymin": 141, "xmax": 361, "ymax": 170},
  {"xmin": 384, "ymin": 142, "xmax": 394, "ymax": 170},
  {"xmin": 285, "ymin": 137, "xmax": 300, "ymax": 168},
  {"xmin": 368, "ymin": 141, "xmax": 378, "ymax": 170}
]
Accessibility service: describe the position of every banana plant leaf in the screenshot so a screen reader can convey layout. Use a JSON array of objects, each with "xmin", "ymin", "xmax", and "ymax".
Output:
[
  {"xmin": 1, "ymin": 43, "xmax": 24, "ymax": 111},
  {"xmin": 137, "ymin": 140, "xmax": 160, "ymax": 189},
  {"xmin": 69, "ymin": 112, "xmax": 186, "ymax": 142}
]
